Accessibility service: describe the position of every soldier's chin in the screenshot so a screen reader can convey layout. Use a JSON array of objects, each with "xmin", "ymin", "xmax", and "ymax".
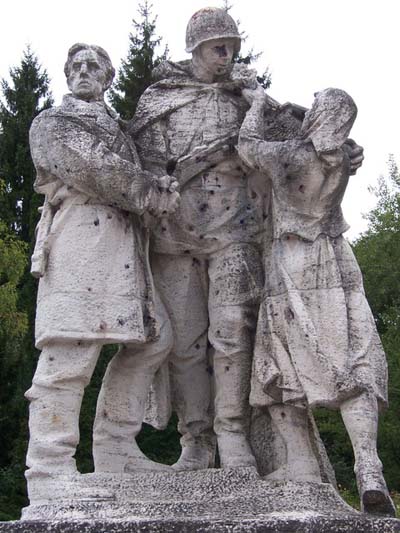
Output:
[{"xmin": 215, "ymin": 64, "xmax": 232, "ymax": 79}]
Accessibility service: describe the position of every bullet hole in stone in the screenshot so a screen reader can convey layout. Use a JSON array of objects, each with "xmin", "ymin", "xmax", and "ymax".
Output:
[
  {"xmin": 199, "ymin": 235, "xmax": 204, "ymax": 240},
  {"xmin": 66, "ymin": 168, "xmax": 71, "ymax": 173},
  {"xmin": 107, "ymin": 214, "xmax": 112, "ymax": 219},
  {"xmin": 162, "ymin": 210, "xmax": 168, "ymax": 215},
  {"xmin": 122, "ymin": 193, "xmax": 126, "ymax": 198},
  {"xmin": 236, "ymin": 166, "xmax": 242, "ymax": 171},
  {"xmin": 284, "ymin": 162, "xmax": 289, "ymax": 168},
  {"xmin": 216, "ymin": 329, "xmax": 221, "ymax": 336},
  {"xmin": 125, "ymin": 264, "xmax": 130, "ymax": 269},
  {"xmin": 199, "ymin": 203, "xmax": 208, "ymax": 212},
  {"xmin": 166, "ymin": 158, "xmax": 177, "ymax": 175},
  {"xmin": 103, "ymin": 410, "xmax": 108, "ymax": 418},
  {"xmin": 87, "ymin": 287, "xmax": 92, "ymax": 292},
  {"xmin": 286, "ymin": 175, "xmax": 294, "ymax": 181},
  {"xmin": 77, "ymin": 341, "xmax": 82, "ymax": 346},
  {"xmin": 239, "ymin": 219, "xmax": 244, "ymax": 225},
  {"xmin": 161, "ymin": 226, "xmax": 167, "ymax": 232},
  {"xmin": 195, "ymin": 343, "xmax": 201, "ymax": 349},
  {"xmin": 226, "ymin": 206, "xmax": 230, "ymax": 211},
  {"xmin": 284, "ymin": 307, "xmax": 295, "ymax": 321},
  {"xmin": 187, "ymin": 225, "xmax": 194, "ymax": 232},
  {"xmin": 281, "ymin": 411, "xmax": 286, "ymax": 418},
  {"xmin": 184, "ymin": 250, "xmax": 190, "ymax": 254},
  {"xmin": 251, "ymin": 191, "xmax": 257, "ymax": 199},
  {"xmin": 192, "ymin": 257, "xmax": 200, "ymax": 266},
  {"xmin": 299, "ymin": 184, "xmax": 305, "ymax": 193},
  {"xmin": 209, "ymin": 190, "xmax": 215, "ymax": 195},
  {"xmin": 263, "ymin": 214, "xmax": 268, "ymax": 220},
  {"xmin": 117, "ymin": 318, "xmax": 125, "ymax": 326},
  {"xmin": 94, "ymin": 218, "xmax": 99, "ymax": 226},
  {"xmin": 215, "ymin": 290, "xmax": 220, "ymax": 295},
  {"xmin": 99, "ymin": 321, "xmax": 107, "ymax": 330},
  {"xmin": 246, "ymin": 205, "xmax": 251, "ymax": 210},
  {"xmin": 54, "ymin": 164, "xmax": 58, "ymax": 169},
  {"xmin": 225, "ymin": 366, "xmax": 230, "ymax": 372},
  {"xmin": 49, "ymin": 356, "xmax": 54, "ymax": 361}
]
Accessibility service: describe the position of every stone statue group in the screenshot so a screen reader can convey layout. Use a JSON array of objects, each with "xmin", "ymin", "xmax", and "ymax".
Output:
[{"xmin": 26, "ymin": 7, "xmax": 395, "ymax": 518}]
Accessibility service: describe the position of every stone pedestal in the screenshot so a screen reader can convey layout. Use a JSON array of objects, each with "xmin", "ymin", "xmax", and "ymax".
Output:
[{"xmin": 1, "ymin": 468, "xmax": 399, "ymax": 532}]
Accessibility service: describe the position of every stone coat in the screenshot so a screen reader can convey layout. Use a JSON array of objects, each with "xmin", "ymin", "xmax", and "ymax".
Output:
[
  {"xmin": 131, "ymin": 60, "xmax": 263, "ymax": 256},
  {"xmin": 30, "ymin": 95, "xmax": 158, "ymax": 349},
  {"xmin": 239, "ymin": 136, "xmax": 388, "ymax": 409}
]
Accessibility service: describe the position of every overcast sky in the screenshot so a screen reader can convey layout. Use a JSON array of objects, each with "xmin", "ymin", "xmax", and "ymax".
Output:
[{"xmin": 1, "ymin": 0, "xmax": 399, "ymax": 239}]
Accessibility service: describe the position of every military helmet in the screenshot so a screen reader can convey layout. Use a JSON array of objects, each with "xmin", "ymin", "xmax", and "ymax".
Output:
[{"xmin": 185, "ymin": 7, "xmax": 241, "ymax": 54}]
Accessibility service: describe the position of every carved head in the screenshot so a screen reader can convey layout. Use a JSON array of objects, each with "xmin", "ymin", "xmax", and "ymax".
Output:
[
  {"xmin": 64, "ymin": 43, "xmax": 115, "ymax": 102},
  {"xmin": 186, "ymin": 7, "xmax": 240, "ymax": 82},
  {"xmin": 301, "ymin": 88, "xmax": 357, "ymax": 154}
]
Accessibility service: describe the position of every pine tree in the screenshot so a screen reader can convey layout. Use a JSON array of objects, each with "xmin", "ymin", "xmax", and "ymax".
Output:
[
  {"xmin": 0, "ymin": 48, "xmax": 52, "ymax": 519},
  {"xmin": 221, "ymin": 0, "xmax": 271, "ymax": 89},
  {"xmin": 109, "ymin": 1, "xmax": 168, "ymax": 119},
  {"xmin": 0, "ymin": 47, "xmax": 53, "ymax": 244}
]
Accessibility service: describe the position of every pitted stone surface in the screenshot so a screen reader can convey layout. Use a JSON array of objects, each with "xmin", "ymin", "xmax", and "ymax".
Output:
[
  {"xmin": 2, "ymin": 516, "xmax": 400, "ymax": 533},
  {"xmin": 21, "ymin": 468, "xmax": 360, "ymax": 522}
]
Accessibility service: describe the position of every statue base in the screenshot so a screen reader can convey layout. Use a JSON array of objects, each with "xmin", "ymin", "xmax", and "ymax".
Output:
[{"xmin": 1, "ymin": 468, "xmax": 399, "ymax": 532}]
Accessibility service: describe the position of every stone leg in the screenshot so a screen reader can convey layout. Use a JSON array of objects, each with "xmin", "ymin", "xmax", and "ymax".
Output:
[
  {"xmin": 267, "ymin": 404, "xmax": 322, "ymax": 482},
  {"xmin": 340, "ymin": 392, "xmax": 395, "ymax": 516},
  {"xmin": 209, "ymin": 303, "xmax": 257, "ymax": 468},
  {"xmin": 151, "ymin": 253, "xmax": 215, "ymax": 471},
  {"xmin": 25, "ymin": 341, "xmax": 101, "ymax": 480},
  {"xmin": 93, "ymin": 296, "xmax": 173, "ymax": 473}
]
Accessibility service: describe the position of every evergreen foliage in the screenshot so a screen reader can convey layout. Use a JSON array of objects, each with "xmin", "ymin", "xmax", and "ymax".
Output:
[
  {"xmin": 108, "ymin": 1, "xmax": 168, "ymax": 119},
  {"xmin": 221, "ymin": 0, "xmax": 271, "ymax": 89},
  {"xmin": 0, "ymin": 48, "xmax": 53, "ymax": 520},
  {"xmin": 0, "ymin": 47, "xmax": 53, "ymax": 243}
]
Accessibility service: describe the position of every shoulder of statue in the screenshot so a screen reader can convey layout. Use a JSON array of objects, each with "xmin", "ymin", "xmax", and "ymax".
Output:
[{"xmin": 152, "ymin": 59, "xmax": 193, "ymax": 82}]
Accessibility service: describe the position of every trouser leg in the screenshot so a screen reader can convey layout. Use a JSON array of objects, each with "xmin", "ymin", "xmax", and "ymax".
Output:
[
  {"xmin": 208, "ymin": 244, "xmax": 262, "ymax": 468},
  {"xmin": 93, "ymin": 295, "xmax": 173, "ymax": 472},
  {"xmin": 267, "ymin": 404, "xmax": 321, "ymax": 482},
  {"xmin": 25, "ymin": 341, "xmax": 101, "ymax": 478},
  {"xmin": 151, "ymin": 253, "xmax": 214, "ymax": 470},
  {"xmin": 209, "ymin": 303, "xmax": 257, "ymax": 467},
  {"xmin": 340, "ymin": 392, "xmax": 395, "ymax": 516}
]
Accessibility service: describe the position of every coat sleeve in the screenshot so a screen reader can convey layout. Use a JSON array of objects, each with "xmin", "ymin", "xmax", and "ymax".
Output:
[
  {"xmin": 238, "ymin": 102, "xmax": 294, "ymax": 184},
  {"xmin": 30, "ymin": 110, "xmax": 157, "ymax": 215}
]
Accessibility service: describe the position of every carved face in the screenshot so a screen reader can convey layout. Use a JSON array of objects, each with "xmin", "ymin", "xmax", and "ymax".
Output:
[
  {"xmin": 198, "ymin": 38, "xmax": 236, "ymax": 78},
  {"xmin": 67, "ymin": 49, "xmax": 107, "ymax": 101}
]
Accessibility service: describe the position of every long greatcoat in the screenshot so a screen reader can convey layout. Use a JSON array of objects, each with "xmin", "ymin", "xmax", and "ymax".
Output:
[{"xmin": 30, "ymin": 95, "xmax": 158, "ymax": 349}]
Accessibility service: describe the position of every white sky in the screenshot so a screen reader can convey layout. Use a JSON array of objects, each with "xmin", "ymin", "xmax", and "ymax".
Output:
[{"xmin": 1, "ymin": 0, "xmax": 399, "ymax": 240}]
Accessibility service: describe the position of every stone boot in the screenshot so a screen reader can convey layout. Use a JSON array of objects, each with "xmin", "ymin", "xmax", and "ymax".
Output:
[
  {"xmin": 93, "ymin": 354, "xmax": 169, "ymax": 473},
  {"xmin": 172, "ymin": 435, "xmax": 215, "ymax": 471},
  {"xmin": 356, "ymin": 461, "xmax": 396, "ymax": 517}
]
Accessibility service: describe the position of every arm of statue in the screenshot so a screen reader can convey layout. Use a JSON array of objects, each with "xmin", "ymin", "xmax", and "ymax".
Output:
[
  {"xmin": 238, "ymin": 86, "xmax": 285, "ymax": 176},
  {"xmin": 30, "ymin": 112, "xmax": 161, "ymax": 216}
]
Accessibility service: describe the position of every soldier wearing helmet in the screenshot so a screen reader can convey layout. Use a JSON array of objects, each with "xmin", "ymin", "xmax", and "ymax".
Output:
[{"xmin": 129, "ymin": 7, "xmax": 262, "ymax": 471}]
